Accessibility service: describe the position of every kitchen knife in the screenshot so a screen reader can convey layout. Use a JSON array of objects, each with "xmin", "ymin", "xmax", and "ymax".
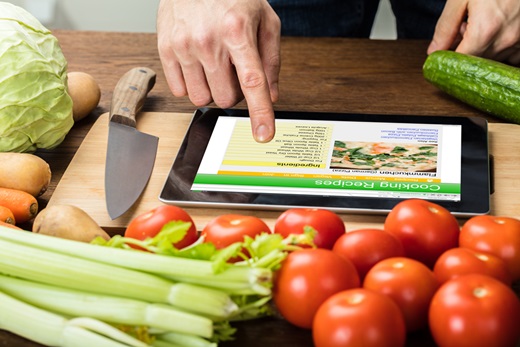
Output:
[{"xmin": 105, "ymin": 67, "xmax": 158, "ymax": 220}]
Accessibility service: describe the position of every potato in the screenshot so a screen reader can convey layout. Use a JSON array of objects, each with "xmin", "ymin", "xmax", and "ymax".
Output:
[
  {"xmin": 0, "ymin": 152, "xmax": 51, "ymax": 197},
  {"xmin": 33, "ymin": 204, "xmax": 110, "ymax": 243},
  {"xmin": 67, "ymin": 71, "xmax": 101, "ymax": 121}
]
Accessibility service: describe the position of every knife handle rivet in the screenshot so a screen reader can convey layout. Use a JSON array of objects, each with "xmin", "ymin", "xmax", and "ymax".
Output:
[
  {"xmin": 129, "ymin": 86, "xmax": 138, "ymax": 91},
  {"xmin": 121, "ymin": 107, "xmax": 130, "ymax": 112}
]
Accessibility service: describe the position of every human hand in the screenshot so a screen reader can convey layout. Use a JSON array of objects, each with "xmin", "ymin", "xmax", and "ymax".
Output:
[
  {"xmin": 428, "ymin": 0, "xmax": 520, "ymax": 64},
  {"xmin": 157, "ymin": 0, "xmax": 281, "ymax": 142}
]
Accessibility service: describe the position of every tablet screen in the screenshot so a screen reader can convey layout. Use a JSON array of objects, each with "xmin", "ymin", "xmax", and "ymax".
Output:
[{"xmin": 160, "ymin": 108, "xmax": 490, "ymax": 216}]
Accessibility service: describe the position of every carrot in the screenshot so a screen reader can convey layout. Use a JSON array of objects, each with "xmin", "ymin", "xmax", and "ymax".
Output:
[
  {"xmin": 0, "ymin": 220, "xmax": 22, "ymax": 230},
  {"xmin": 0, "ymin": 187, "xmax": 38, "ymax": 223},
  {"xmin": 0, "ymin": 205, "xmax": 15, "ymax": 224}
]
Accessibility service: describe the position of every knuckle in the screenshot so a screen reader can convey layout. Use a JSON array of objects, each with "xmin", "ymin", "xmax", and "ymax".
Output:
[
  {"xmin": 240, "ymin": 70, "xmax": 266, "ymax": 89},
  {"xmin": 170, "ymin": 32, "xmax": 191, "ymax": 53},
  {"xmin": 192, "ymin": 31, "xmax": 215, "ymax": 53},
  {"xmin": 248, "ymin": 105, "xmax": 274, "ymax": 121},
  {"xmin": 222, "ymin": 12, "xmax": 247, "ymax": 35},
  {"xmin": 266, "ymin": 53, "xmax": 281, "ymax": 70}
]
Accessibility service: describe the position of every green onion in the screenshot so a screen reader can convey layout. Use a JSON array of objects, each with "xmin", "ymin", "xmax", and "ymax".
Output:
[{"xmin": 0, "ymin": 274, "xmax": 214, "ymax": 338}]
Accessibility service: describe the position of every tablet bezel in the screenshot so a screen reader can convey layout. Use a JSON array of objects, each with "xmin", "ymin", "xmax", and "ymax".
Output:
[{"xmin": 159, "ymin": 108, "xmax": 490, "ymax": 217}]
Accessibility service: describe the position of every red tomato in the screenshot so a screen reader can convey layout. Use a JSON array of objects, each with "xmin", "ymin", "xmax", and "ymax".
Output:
[
  {"xmin": 332, "ymin": 228, "xmax": 405, "ymax": 280},
  {"xmin": 429, "ymin": 274, "xmax": 520, "ymax": 347},
  {"xmin": 274, "ymin": 208, "xmax": 345, "ymax": 249},
  {"xmin": 459, "ymin": 215, "xmax": 520, "ymax": 281},
  {"xmin": 124, "ymin": 205, "xmax": 198, "ymax": 249},
  {"xmin": 201, "ymin": 214, "xmax": 271, "ymax": 249},
  {"xmin": 384, "ymin": 199, "xmax": 460, "ymax": 268},
  {"xmin": 313, "ymin": 288, "xmax": 406, "ymax": 347},
  {"xmin": 363, "ymin": 257, "xmax": 439, "ymax": 332},
  {"xmin": 433, "ymin": 247, "xmax": 512, "ymax": 286},
  {"xmin": 273, "ymin": 248, "xmax": 360, "ymax": 329}
]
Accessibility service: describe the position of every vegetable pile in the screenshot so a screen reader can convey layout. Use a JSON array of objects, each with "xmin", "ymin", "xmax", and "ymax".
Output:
[
  {"xmin": 1, "ymin": 200, "xmax": 520, "ymax": 346},
  {"xmin": 272, "ymin": 201, "xmax": 520, "ymax": 347},
  {"xmin": 0, "ymin": 152, "xmax": 54, "ymax": 229},
  {"xmin": 0, "ymin": 217, "xmax": 296, "ymax": 346},
  {"xmin": 0, "ymin": 202, "xmax": 326, "ymax": 346}
]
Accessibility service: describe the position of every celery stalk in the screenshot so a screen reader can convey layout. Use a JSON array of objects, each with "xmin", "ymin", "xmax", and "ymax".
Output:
[
  {"xmin": 151, "ymin": 340, "xmax": 183, "ymax": 347},
  {"xmin": 0, "ymin": 226, "xmax": 272, "ymax": 295},
  {"xmin": 0, "ymin": 237, "xmax": 238, "ymax": 319},
  {"xmin": 0, "ymin": 291, "xmax": 150, "ymax": 347},
  {"xmin": 154, "ymin": 332, "xmax": 217, "ymax": 347},
  {"xmin": 0, "ymin": 274, "xmax": 214, "ymax": 338}
]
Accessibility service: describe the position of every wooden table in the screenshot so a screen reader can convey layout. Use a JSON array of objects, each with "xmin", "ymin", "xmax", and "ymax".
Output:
[{"xmin": 2, "ymin": 30, "xmax": 514, "ymax": 347}]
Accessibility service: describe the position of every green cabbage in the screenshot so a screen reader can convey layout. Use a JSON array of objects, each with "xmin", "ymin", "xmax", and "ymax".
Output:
[{"xmin": 0, "ymin": 2, "xmax": 73, "ymax": 152}]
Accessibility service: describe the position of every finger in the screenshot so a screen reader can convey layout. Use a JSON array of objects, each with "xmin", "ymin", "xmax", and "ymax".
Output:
[
  {"xmin": 455, "ymin": 18, "xmax": 496, "ymax": 57},
  {"xmin": 478, "ymin": 28, "xmax": 520, "ymax": 61},
  {"xmin": 180, "ymin": 60, "xmax": 213, "ymax": 107},
  {"xmin": 258, "ymin": 10, "xmax": 281, "ymax": 103},
  {"xmin": 202, "ymin": 50, "xmax": 244, "ymax": 109},
  {"xmin": 207, "ymin": 66, "xmax": 243, "ymax": 109},
  {"xmin": 237, "ymin": 61, "xmax": 275, "ymax": 143},
  {"xmin": 452, "ymin": 1, "xmax": 515, "ymax": 57},
  {"xmin": 161, "ymin": 57, "xmax": 188, "ymax": 97},
  {"xmin": 157, "ymin": 21, "xmax": 187, "ymax": 96},
  {"xmin": 157, "ymin": 36, "xmax": 187, "ymax": 97},
  {"xmin": 230, "ymin": 45, "xmax": 275, "ymax": 143},
  {"xmin": 449, "ymin": 21, "xmax": 466, "ymax": 50},
  {"xmin": 428, "ymin": 0, "xmax": 467, "ymax": 54}
]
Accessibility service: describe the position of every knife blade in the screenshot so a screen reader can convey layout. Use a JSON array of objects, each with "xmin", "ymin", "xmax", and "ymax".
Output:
[{"xmin": 105, "ymin": 67, "xmax": 158, "ymax": 220}]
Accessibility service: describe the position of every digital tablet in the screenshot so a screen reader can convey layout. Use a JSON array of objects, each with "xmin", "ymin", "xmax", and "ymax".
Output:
[{"xmin": 159, "ymin": 108, "xmax": 490, "ymax": 216}]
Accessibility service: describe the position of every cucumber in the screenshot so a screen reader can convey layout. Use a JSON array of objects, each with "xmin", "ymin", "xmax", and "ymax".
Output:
[{"xmin": 423, "ymin": 50, "xmax": 520, "ymax": 124}]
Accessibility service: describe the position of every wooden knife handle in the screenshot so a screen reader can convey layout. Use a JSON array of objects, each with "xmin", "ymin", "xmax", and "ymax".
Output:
[{"xmin": 109, "ymin": 67, "xmax": 156, "ymax": 127}]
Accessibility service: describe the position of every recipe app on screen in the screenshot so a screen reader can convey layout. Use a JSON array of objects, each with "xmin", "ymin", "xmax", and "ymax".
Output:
[{"xmin": 193, "ymin": 116, "xmax": 462, "ymax": 202}]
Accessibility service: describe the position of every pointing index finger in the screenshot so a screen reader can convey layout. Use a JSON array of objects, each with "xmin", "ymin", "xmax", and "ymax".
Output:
[{"xmin": 231, "ymin": 47, "xmax": 275, "ymax": 143}]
